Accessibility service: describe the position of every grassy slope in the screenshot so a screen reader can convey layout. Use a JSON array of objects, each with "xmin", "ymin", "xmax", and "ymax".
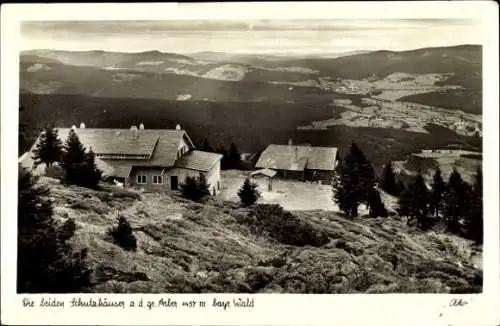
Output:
[{"xmin": 45, "ymin": 177, "xmax": 482, "ymax": 294}]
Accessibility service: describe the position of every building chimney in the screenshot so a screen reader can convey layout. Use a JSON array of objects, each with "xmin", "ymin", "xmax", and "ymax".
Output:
[
  {"xmin": 79, "ymin": 122, "xmax": 86, "ymax": 129},
  {"xmin": 175, "ymin": 124, "xmax": 181, "ymax": 130},
  {"xmin": 288, "ymin": 138, "xmax": 293, "ymax": 146},
  {"xmin": 139, "ymin": 123, "xmax": 145, "ymax": 130},
  {"xmin": 130, "ymin": 125, "xmax": 138, "ymax": 139}
]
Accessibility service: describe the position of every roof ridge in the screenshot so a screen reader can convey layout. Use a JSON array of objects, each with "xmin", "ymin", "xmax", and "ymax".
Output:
[
  {"xmin": 270, "ymin": 144, "xmax": 338, "ymax": 149},
  {"xmin": 56, "ymin": 127, "xmax": 183, "ymax": 131}
]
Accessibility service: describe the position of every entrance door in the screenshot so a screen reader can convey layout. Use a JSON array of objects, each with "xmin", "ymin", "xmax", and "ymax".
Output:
[{"xmin": 170, "ymin": 176, "xmax": 179, "ymax": 190}]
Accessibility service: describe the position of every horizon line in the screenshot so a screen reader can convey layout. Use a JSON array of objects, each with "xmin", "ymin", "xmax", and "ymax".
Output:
[{"xmin": 20, "ymin": 43, "xmax": 482, "ymax": 56}]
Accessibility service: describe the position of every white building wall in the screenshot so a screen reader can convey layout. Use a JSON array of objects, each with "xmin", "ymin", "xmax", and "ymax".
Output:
[
  {"xmin": 164, "ymin": 162, "xmax": 221, "ymax": 195},
  {"xmin": 127, "ymin": 158, "xmax": 221, "ymax": 195}
]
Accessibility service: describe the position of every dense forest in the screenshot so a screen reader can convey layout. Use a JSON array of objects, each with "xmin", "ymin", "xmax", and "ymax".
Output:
[{"xmin": 19, "ymin": 94, "xmax": 481, "ymax": 169}]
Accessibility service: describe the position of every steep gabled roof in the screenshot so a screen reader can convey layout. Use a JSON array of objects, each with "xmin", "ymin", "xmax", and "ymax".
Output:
[
  {"xmin": 174, "ymin": 150, "xmax": 222, "ymax": 172},
  {"xmin": 27, "ymin": 127, "xmax": 198, "ymax": 178},
  {"xmin": 56, "ymin": 128, "xmax": 159, "ymax": 156},
  {"xmin": 51, "ymin": 127, "xmax": 194, "ymax": 167},
  {"xmin": 255, "ymin": 144, "xmax": 338, "ymax": 171}
]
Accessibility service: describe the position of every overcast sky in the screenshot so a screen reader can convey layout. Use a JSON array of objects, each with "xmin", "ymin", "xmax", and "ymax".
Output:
[{"xmin": 21, "ymin": 19, "xmax": 482, "ymax": 55}]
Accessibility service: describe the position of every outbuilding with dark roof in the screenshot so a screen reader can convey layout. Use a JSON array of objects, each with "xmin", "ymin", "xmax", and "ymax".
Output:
[{"xmin": 255, "ymin": 144, "xmax": 338, "ymax": 184}]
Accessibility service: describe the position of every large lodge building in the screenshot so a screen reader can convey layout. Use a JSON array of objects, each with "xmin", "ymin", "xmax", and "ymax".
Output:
[{"xmin": 19, "ymin": 123, "xmax": 223, "ymax": 195}]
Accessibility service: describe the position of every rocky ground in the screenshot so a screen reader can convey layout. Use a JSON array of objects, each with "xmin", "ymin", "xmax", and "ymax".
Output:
[
  {"xmin": 43, "ymin": 177, "xmax": 482, "ymax": 294},
  {"xmin": 218, "ymin": 170, "xmax": 341, "ymax": 212}
]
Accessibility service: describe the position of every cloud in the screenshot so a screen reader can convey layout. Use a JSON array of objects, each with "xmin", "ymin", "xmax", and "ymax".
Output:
[
  {"xmin": 22, "ymin": 19, "xmax": 480, "ymax": 34},
  {"xmin": 20, "ymin": 19, "xmax": 482, "ymax": 54}
]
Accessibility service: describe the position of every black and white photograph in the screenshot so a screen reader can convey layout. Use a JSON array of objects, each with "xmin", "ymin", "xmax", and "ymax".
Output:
[
  {"xmin": 15, "ymin": 18, "xmax": 486, "ymax": 294},
  {"xmin": 2, "ymin": 2, "xmax": 499, "ymax": 325}
]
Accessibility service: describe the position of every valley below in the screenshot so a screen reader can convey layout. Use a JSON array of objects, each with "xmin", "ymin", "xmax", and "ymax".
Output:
[{"xmin": 19, "ymin": 45, "xmax": 483, "ymax": 174}]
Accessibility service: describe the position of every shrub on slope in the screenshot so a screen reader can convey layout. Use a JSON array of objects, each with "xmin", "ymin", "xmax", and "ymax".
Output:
[{"xmin": 108, "ymin": 216, "xmax": 137, "ymax": 251}]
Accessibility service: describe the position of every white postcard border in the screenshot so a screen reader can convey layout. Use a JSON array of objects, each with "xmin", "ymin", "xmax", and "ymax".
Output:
[{"xmin": 1, "ymin": 2, "xmax": 499, "ymax": 326}]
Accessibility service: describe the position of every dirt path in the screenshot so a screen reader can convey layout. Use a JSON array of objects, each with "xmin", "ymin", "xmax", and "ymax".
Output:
[{"xmin": 219, "ymin": 170, "xmax": 340, "ymax": 211}]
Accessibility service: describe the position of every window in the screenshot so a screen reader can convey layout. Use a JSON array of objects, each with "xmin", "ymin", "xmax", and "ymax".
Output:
[
  {"xmin": 152, "ymin": 175, "xmax": 163, "ymax": 184},
  {"xmin": 137, "ymin": 175, "xmax": 147, "ymax": 184}
]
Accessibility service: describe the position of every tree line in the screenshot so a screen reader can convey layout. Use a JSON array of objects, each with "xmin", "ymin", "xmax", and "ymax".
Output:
[
  {"xmin": 200, "ymin": 138, "xmax": 241, "ymax": 170},
  {"xmin": 333, "ymin": 143, "xmax": 483, "ymax": 244},
  {"xmin": 32, "ymin": 127, "xmax": 102, "ymax": 189}
]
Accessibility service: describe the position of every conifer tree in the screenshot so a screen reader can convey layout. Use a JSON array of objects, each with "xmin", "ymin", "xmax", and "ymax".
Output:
[
  {"xmin": 60, "ymin": 130, "xmax": 101, "ymax": 189},
  {"xmin": 80, "ymin": 149, "xmax": 102, "ymax": 189},
  {"xmin": 380, "ymin": 162, "xmax": 397, "ymax": 196},
  {"xmin": 227, "ymin": 143, "xmax": 241, "ymax": 169},
  {"xmin": 201, "ymin": 138, "xmax": 214, "ymax": 153},
  {"xmin": 332, "ymin": 143, "xmax": 377, "ymax": 219},
  {"xmin": 397, "ymin": 187, "xmax": 412, "ymax": 218},
  {"xmin": 444, "ymin": 168, "xmax": 468, "ymax": 235},
  {"xmin": 350, "ymin": 143, "xmax": 376, "ymax": 196},
  {"xmin": 32, "ymin": 127, "xmax": 63, "ymax": 169},
  {"xmin": 367, "ymin": 189, "xmax": 388, "ymax": 218},
  {"xmin": 197, "ymin": 173, "xmax": 211, "ymax": 199},
  {"xmin": 19, "ymin": 105, "xmax": 26, "ymax": 151},
  {"xmin": 429, "ymin": 167, "xmax": 446, "ymax": 217},
  {"xmin": 108, "ymin": 215, "xmax": 137, "ymax": 251},
  {"xmin": 180, "ymin": 174, "xmax": 210, "ymax": 202},
  {"xmin": 395, "ymin": 179, "xmax": 406, "ymax": 196},
  {"xmin": 17, "ymin": 166, "xmax": 92, "ymax": 293},
  {"xmin": 59, "ymin": 218, "xmax": 77, "ymax": 243},
  {"xmin": 238, "ymin": 178, "xmax": 261, "ymax": 206},
  {"xmin": 397, "ymin": 173, "xmax": 431, "ymax": 228},
  {"xmin": 61, "ymin": 129, "xmax": 86, "ymax": 184},
  {"xmin": 216, "ymin": 147, "xmax": 229, "ymax": 170},
  {"xmin": 464, "ymin": 166, "xmax": 483, "ymax": 244},
  {"xmin": 333, "ymin": 154, "xmax": 361, "ymax": 218},
  {"xmin": 181, "ymin": 176, "xmax": 199, "ymax": 201},
  {"xmin": 473, "ymin": 165, "xmax": 482, "ymax": 198}
]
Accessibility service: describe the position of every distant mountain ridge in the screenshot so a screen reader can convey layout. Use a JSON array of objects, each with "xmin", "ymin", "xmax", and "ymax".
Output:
[
  {"xmin": 276, "ymin": 44, "xmax": 482, "ymax": 80},
  {"xmin": 20, "ymin": 44, "xmax": 482, "ymax": 100},
  {"xmin": 185, "ymin": 50, "xmax": 373, "ymax": 65},
  {"xmin": 22, "ymin": 44, "xmax": 481, "ymax": 77},
  {"xmin": 22, "ymin": 49, "xmax": 195, "ymax": 69}
]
